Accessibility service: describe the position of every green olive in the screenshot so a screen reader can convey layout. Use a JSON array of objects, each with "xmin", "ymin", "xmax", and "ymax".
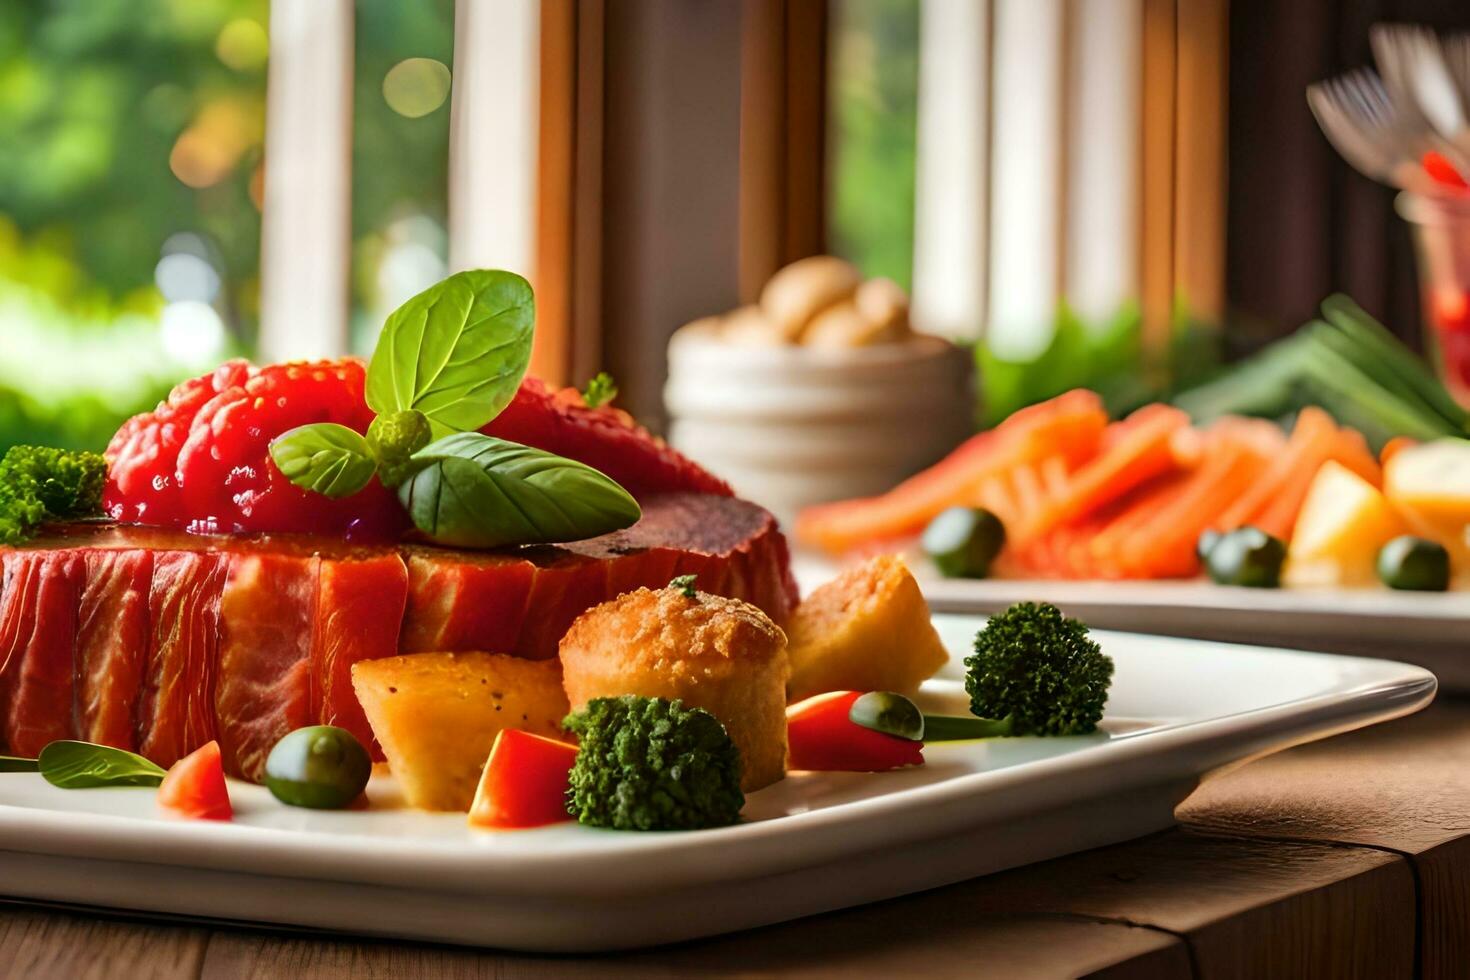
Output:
[
  {"xmin": 1196, "ymin": 528, "xmax": 1222, "ymax": 563},
  {"xmin": 922, "ymin": 506, "xmax": 1006, "ymax": 578},
  {"xmin": 849, "ymin": 691, "xmax": 925, "ymax": 741},
  {"xmin": 264, "ymin": 726, "xmax": 372, "ymax": 809},
  {"xmin": 1204, "ymin": 526, "xmax": 1286, "ymax": 588},
  {"xmin": 1377, "ymin": 535, "xmax": 1450, "ymax": 591}
]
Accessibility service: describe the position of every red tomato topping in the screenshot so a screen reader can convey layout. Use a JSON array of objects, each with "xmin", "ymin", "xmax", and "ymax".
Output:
[
  {"xmin": 105, "ymin": 359, "xmax": 406, "ymax": 539},
  {"xmin": 786, "ymin": 691, "xmax": 925, "ymax": 772},
  {"xmin": 468, "ymin": 729, "xmax": 578, "ymax": 830},
  {"xmin": 158, "ymin": 740, "xmax": 233, "ymax": 821},
  {"xmin": 106, "ymin": 361, "xmax": 251, "ymax": 526}
]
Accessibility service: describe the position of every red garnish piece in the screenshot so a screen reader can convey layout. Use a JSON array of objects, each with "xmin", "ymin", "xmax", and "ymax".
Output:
[
  {"xmin": 106, "ymin": 359, "xmax": 405, "ymax": 539},
  {"xmin": 157, "ymin": 739, "xmax": 232, "ymax": 821},
  {"xmin": 1423, "ymin": 151, "xmax": 1470, "ymax": 190},
  {"xmin": 106, "ymin": 363, "xmax": 729, "ymax": 537},
  {"xmin": 468, "ymin": 729, "xmax": 578, "ymax": 829},
  {"xmin": 105, "ymin": 361, "xmax": 251, "ymax": 526},
  {"xmin": 786, "ymin": 691, "xmax": 925, "ymax": 772},
  {"xmin": 175, "ymin": 359, "xmax": 401, "ymax": 537},
  {"xmin": 483, "ymin": 376, "xmax": 733, "ymax": 500}
]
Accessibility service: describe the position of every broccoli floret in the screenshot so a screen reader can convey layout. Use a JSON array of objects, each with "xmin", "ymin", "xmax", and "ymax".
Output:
[
  {"xmin": 564, "ymin": 695, "xmax": 744, "ymax": 831},
  {"xmin": 965, "ymin": 601, "xmax": 1114, "ymax": 736},
  {"xmin": 0, "ymin": 446, "xmax": 106, "ymax": 545}
]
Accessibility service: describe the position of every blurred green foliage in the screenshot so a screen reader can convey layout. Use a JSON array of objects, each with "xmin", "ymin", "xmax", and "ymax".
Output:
[
  {"xmin": 0, "ymin": 0, "xmax": 454, "ymax": 451},
  {"xmin": 978, "ymin": 303, "xmax": 1222, "ymax": 426},
  {"xmin": 828, "ymin": 0, "xmax": 918, "ymax": 292},
  {"xmin": 0, "ymin": 0, "xmax": 268, "ymax": 313}
]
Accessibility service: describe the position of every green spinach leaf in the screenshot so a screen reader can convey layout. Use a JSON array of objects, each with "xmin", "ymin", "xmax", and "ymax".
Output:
[
  {"xmin": 269, "ymin": 424, "xmax": 379, "ymax": 498},
  {"xmin": 39, "ymin": 741, "xmax": 166, "ymax": 789},
  {"xmin": 0, "ymin": 755, "xmax": 38, "ymax": 773},
  {"xmin": 398, "ymin": 433, "xmax": 641, "ymax": 548},
  {"xmin": 366, "ymin": 269, "xmax": 535, "ymax": 438}
]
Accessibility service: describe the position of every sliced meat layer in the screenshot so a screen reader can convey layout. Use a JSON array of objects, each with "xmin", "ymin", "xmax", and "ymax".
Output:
[
  {"xmin": 0, "ymin": 550, "xmax": 84, "ymax": 755},
  {"xmin": 139, "ymin": 551, "xmax": 228, "ymax": 768},
  {"xmin": 216, "ymin": 553, "xmax": 319, "ymax": 781},
  {"xmin": 400, "ymin": 552, "xmax": 535, "ymax": 655},
  {"xmin": 400, "ymin": 493, "xmax": 799, "ymax": 659},
  {"xmin": 314, "ymin": 553, "xmax": 408, "ymax": 759},
  {"xmin": 3, "ymin": 492, "xmax": 798, "ymax": 776},
  {"xmin": 75, "ymin": 549, "xmax": 153, "ymax": 749}
]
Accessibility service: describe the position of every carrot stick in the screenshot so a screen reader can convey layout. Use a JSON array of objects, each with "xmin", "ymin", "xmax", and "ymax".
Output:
[
  {"xmin": 1013, "ymin": 404, "xmax": 1190, "ymax": 545},
  {"xmin": 1212, "ymin": 407, "xmax": 1336, "ymax": 534},
  {"xmin": 795, "ymin": 389, "xmax": 1107, "ymax": 554},
  {"xmin": 1116, "ymin": 438, "xmax": 1269, "ymax": 578}
]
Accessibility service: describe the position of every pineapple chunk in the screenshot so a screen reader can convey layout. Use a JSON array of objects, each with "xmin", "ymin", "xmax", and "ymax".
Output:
[
  {"xmin": 1384, "ymin": 439, "xmax": 1470, "ymax": 576},
  {"xmin": 786, "ymin": 555, "xmax": 949, "ymax": 703},
  {"xmin": 352, "ymin": 653, "xmax": 569, "ymax": 812},
  {"xmin": 1283, "ymin": 460, "xmax": 1405, "ymax": 587}
]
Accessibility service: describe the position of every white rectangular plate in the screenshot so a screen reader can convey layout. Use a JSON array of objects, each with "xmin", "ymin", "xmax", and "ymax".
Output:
[
  {"xmin": 917, "ymin": 575, "xmax": 1470, "ymax": 690},
  {"xmin": 0, "ymin": 617, "xmax": 1436, "ymax": 952}
]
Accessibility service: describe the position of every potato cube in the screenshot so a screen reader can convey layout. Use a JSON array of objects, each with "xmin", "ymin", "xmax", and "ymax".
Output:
[
  {"xmin": 352, "ymin": 652, "xmax": 569, "ymax": 811},
  {"xmin": 786, "ymin": 555, "xmax": 949, "ymax": 703}
]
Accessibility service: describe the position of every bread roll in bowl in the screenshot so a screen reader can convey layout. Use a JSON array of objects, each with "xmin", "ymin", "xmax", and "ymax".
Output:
[
  {"xmin": 803, "ymin": 298, "xmax": 908, "ymax": 349},
  {"xmin": 760, "ymin": 255, "xmax": 861, "ymax": 341},
  {"xmin": 720, "ymin": 305, "xmax": 787, "ymax": 347},
  {"xmin": 854, "ymin": 277, "xmax": 910, "ymax": 333},
  {"xmin": 560, "ymin": 587, "xmax": 790, "ymax": 791}
]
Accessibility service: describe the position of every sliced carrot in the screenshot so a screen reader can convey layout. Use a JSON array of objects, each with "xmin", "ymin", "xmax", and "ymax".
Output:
[
  {"xmin": 1081, "ymin": 469, "xmax": 1195, "ymax": 575},
  {"xmin": 1007, "ymin": 460, "xmax": 1050, "ymax": 532},
  {"xmin": 1114, "ymin": 435, "xmax": 1271, "ymax": 578},
  {"xmin": 1039, "ymin": 454, "xmax": 1071, "ymax": 499},
  {"xmin": 1014, "ymin": 404, "xmax": 1190, "ymax": 544},
  {"xmin": 1208, "ymin": 416, "xmax": 1290, "ymax": 463},
  {"xmin": 975, "ymin": 474, "xmax": 1021, "ymax": 531},
  {"xmin": 795, "ymin": 389, "xmax": 1107, "ymax": 554},
  {"xmin": 1212, "ymin": 407, "xmax": 1336, "ymax": 535}
]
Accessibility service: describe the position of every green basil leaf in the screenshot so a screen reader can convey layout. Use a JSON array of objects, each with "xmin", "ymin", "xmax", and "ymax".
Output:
[
  {"xmin": 39, "ymin": 741, "xmax": 166, "ymax": 788},
  {"xmin": 399, "ymin": 432, "xmax": 641, "ymax": 548},
  {"xmin": 0, "ymin": 755, "xmax": 38, "ymax": 773},
  {"xmin": 269, "ymin": 424, "xmax": 379, "ymax": 499},
  {"xmin": 366, "ymin": 269, "xmax": 535, "ymax": 438}
]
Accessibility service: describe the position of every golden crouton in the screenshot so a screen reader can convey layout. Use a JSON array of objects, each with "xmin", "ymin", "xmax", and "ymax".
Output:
[
  {"xmin": 786, "ymin": 555, "xmax": 949, "ymax": 702},
  {"xmin": 559, "ymin": 587, "xmax": 789, "ymax": 792},
  {"xmin": 352, "ymin": 652, "xmax": 569, "ymax": 812}
]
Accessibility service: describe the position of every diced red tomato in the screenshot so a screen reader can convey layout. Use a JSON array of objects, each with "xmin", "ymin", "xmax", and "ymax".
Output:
[
  {"xmin": 157, "ymin": 740, "xmax": 232, "ymax": 821},
  {"xmin": 787, "ymin": 691, "xmax": 925, "ymax": 772},
  {"xmin": 468, "ymin": 729, "xmax": 578, "ymax": 830}
]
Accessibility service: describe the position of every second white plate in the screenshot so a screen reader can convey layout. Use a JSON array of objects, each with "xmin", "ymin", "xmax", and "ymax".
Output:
[{"xmin": 915, "ymin": 574, "xmax": 1470, "ymax": 689}]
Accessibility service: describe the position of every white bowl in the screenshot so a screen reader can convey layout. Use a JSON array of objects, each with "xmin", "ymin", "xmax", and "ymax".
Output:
[{"xmin": 664, "ymin": 320, "xmax": 974, "ymax": 525}]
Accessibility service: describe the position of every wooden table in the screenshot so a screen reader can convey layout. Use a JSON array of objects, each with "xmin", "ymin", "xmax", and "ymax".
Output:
[{"xmin": 5, "ymin": 697, "xmax": 1469, "ymax": 980}]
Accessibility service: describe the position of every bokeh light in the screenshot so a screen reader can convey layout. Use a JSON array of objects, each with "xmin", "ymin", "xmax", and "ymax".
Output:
[
  {"xmin": 160, "ymin": 300, "xmax": 227, "ymax": 362},
  {"xmin": 382, "ymin": 58, "xmax": 451, "ymax": 118},
  {"xmin": 155, "ymin": 252, "xmax": 221, "ymax": 304},
  {"xmin": 168, "ymin": 98, "xmax": 263, "ymax": 189},
  {"xmin": 216, "ymin": 18, "xmax": 269, "ymax": 72}
]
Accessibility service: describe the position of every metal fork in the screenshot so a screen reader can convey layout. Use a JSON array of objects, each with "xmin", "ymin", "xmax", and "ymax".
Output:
[{"xmin": 1307, "ymin": 69, "xmax": 1437, "ymax": 193}]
